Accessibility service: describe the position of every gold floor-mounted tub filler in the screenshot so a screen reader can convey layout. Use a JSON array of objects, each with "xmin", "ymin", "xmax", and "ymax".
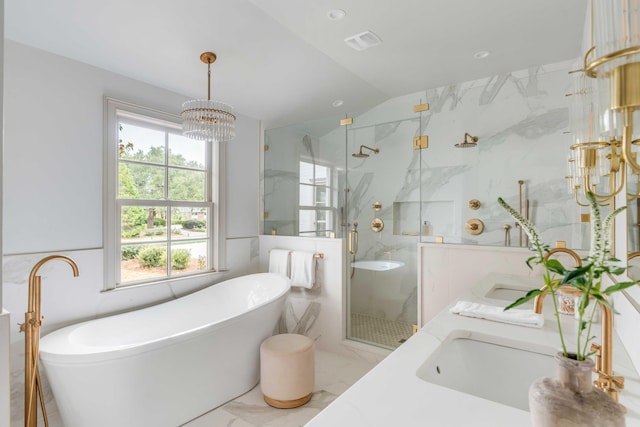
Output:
[{"xmin": 20, "ymin": 255, "xmax": 79, "ymax": 427}]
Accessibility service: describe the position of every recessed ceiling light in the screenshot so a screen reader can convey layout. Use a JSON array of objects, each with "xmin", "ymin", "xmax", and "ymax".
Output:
[
  {"xmin": 473, "ymin": 50, "xmax": 491, "ymax": 59},
  {"xmin": 332, "ymin": 99, "xmax": 344, "ymax": 108},
  {"xmin": 327, "ymin": 9, "xmax": 346, "ymax": 21}
]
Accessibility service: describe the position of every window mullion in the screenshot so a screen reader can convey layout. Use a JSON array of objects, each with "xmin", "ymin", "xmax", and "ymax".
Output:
[
  {"xmin": 109, "ymin": 97, "xmax": 217, "ymax": 289},
  {"xmin": 164, "ymin": 131, "xmax": 171, "ymax": 277}
]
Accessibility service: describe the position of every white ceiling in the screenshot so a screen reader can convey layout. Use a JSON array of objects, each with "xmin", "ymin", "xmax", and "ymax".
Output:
[{"xmin": 5, "ymin": 0, "xmax": 587, "ymax": 127}]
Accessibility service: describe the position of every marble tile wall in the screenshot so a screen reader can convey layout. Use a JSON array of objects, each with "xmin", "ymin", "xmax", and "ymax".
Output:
[{"xmin": 263, "ymin": 59, "xmax": 585, "ymax": 327}]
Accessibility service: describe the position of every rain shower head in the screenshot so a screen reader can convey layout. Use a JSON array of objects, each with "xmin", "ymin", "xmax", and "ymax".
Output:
[
  {"xmin": 352, "ymin": 145, "xmax": 380, "ymax": 158},
  {"xmin": 455, "ymin": 132, "xmax": 479, "ymax": 148}
]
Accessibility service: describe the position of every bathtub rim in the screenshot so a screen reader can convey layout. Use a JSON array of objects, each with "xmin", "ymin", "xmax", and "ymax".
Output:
[{"xmin": 39, "ymin": 272, "xmax": 291, "ymax": 364}]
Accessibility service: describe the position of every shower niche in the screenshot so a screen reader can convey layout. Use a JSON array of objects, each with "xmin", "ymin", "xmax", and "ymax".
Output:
[{"xmin": 392, "ymin": 201, "xmax": 456, "ymax": 239}]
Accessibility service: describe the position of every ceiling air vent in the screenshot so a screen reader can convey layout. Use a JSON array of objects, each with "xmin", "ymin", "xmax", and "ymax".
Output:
[{"xmin": 344, "ymin": 31, "xmax": 382, "ymax": 51}]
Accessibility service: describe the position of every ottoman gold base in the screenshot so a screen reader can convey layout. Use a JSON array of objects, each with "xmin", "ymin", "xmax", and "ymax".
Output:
[{"xmin": 264, "ymin": 392, "xmax": 312, "ymax": 409}]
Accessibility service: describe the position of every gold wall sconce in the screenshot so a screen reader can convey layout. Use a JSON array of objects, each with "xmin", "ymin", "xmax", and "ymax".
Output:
[{"xmin": 566, "ymin": 0, "xmax": 640, "ymax": 205}]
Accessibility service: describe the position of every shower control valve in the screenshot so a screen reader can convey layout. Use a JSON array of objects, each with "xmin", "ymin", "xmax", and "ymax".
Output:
[{"xmin": 370, "ymin": 218, "xmax": 384, "ymax": 232}]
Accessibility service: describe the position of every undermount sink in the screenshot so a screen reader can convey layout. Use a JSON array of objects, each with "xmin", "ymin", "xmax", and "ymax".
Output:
[
  {"xmin": 484, "ymin": 283, "xmax": 532, "ymax": 306},
  {"xmin": 416, "ymin": 331, "xmax": 555, "ymax": 411},
  {"xmin": 351, "ymin": 260, "xmax": 405, "ymax": 271},
  {"xmin": 472, "ymin": 273, "xmax": 540, "ymax": 307}
]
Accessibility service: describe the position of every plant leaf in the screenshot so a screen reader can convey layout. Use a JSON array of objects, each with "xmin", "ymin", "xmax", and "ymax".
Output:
[
  {"xmin": 561, "ymin": 264, "xmax": 593, "ymax": 284},
  {"xmin": 603, "ymin": 281, "xmax": 638, "ymax": 294},
  {"xmin": 545, "ymin": 259, "xmax": 566, "ymax": 275},
  {"xmin": 504, "ymin": 288, "xmax": 543, "ymax": 311}
]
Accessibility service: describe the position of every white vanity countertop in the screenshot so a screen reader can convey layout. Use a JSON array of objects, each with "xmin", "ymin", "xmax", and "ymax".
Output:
[{"xmin": 306, "ymin": 273, "xmax": 640, "ymax": 427}]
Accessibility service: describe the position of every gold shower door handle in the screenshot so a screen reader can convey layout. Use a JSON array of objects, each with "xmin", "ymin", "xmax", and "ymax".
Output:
[{"xmin": 349, "ymin": 229, "xmax": 359, "ymax": 254}]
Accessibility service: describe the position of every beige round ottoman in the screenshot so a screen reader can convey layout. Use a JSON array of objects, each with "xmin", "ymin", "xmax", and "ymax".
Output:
[{"xmin": 260, "ymin": 333, "xmax": 315, "ymax": 409}]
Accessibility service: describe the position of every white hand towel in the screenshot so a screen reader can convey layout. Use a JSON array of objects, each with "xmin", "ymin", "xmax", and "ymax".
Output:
[
  {"xmin": 268, "ymin": 249, "xmax": 290, "ymax": 277},
  {"xmin": 290, "ymin": 251, "xmax": 316, "ymax": 289},
  {"xmin": 449, "ymin": 300, "xmax": 544, "ymax": 328}
]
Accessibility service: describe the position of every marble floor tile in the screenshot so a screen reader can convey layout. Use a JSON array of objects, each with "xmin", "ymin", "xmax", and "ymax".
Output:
[
  {"xmin": 12, "ymin": 349, "xmax": 379, "ymax": 427},
  {"xmin": 183, "ymin": 350, "xmax": 379, "ymax": 427}
]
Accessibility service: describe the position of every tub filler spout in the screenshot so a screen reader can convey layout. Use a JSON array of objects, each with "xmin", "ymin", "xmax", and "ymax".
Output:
[{"xmin": 22, "ymin": 255, "xmax": 80, "ymax": 427}]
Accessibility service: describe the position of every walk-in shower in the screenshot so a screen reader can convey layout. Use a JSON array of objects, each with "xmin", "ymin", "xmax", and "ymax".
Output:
[
  {"xmin": 263, "ymin": 113, "xmax": 420, "ymax": 350},
  {"xmin": 343, "ymin": 119, "xmax": 418, "ymax": 350}
]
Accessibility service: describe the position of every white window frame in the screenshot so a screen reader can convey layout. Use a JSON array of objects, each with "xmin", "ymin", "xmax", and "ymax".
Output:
[
  {"xmin": 104, "ymin": 97, "xmax": 225, "ymax": 291},
  {"xmin": 298, "ymin": 159, "xmax": 336, "ymax": 237}
]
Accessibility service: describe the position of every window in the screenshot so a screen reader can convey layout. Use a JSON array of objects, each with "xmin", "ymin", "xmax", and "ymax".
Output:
[
  {"xmin": 105, "ymin": 98, "xmax": 221, "ymax": 289},
  {"xmin": 298, "ymin": 160, "xmax": 335, "ymax": 237}
]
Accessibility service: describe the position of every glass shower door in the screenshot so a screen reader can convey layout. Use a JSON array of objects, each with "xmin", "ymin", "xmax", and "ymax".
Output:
[{"xmin": 344, "ymin": 117, "xmax": 420, "ymax": 349}]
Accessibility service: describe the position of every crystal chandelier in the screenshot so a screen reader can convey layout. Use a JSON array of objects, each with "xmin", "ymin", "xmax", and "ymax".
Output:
[{"xmin": 181, "ymin": 52, "xmax": 236, "ymax": 142}]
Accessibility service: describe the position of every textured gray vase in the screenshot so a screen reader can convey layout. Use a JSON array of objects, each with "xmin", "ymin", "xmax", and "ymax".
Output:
[{"xmin": 529, "ymin": 353, "xmax": 625, "ymax": 427}]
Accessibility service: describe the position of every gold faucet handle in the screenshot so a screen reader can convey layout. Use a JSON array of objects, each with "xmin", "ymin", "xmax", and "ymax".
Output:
[
  {"xmin": 610, "ymin": 375, "xmax": 625, "ymax": 390},
  {"xmin": 18, "ymin": 322, "xmax": 26, "ymax": 333}
]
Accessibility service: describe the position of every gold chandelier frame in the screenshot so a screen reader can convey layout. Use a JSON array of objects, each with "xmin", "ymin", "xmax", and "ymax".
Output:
[{"xmin": 567, "ymin": 2, "xmax": 640, "ymax": 206}]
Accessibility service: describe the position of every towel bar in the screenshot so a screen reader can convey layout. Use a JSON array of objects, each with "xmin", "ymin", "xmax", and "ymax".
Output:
[{"xmin": 268, "ymin": 249, "xmax": 323, "ymax": 259}]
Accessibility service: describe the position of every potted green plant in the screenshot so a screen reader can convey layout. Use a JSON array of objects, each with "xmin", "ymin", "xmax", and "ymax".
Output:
[{"xmin": 498, "ymin": 191, "xmax": 636, "ymax": 427}]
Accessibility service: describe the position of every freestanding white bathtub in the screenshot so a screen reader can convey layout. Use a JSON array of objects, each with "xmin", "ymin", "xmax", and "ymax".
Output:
[{"xmin": 39, "ymin": 273, "xmax": 290, "ymax": 427}]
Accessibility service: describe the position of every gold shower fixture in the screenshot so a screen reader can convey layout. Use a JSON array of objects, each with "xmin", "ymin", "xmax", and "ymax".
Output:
[
  {"xmin": 352, "ymin": 145, "xmax": 379, "ymax": 158},
  {"xmin": 455, "ymin": 132, "xmax": 479, "ymax": 148}
]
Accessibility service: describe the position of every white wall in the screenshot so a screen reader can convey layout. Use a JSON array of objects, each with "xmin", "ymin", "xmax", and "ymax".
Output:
[
  {"xmin": 0, "ymin": 311, "xmax": 7, "ymax": 427},
  {"xmin": 0, "ymin": 2, "xmax": 10, "ymax": 426},
  {"xmin": 3, "ymin": 41, "xmax": 258, "ymax": 254},
  {"xmin": 2, "ymin": 41, "xmax": 260, "ymax": 426}
]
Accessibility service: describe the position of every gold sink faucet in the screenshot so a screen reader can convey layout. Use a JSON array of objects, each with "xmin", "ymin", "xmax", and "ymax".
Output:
[{"xmin": 532, "ymin": 245, "xmax": 623, "ymax": 402}]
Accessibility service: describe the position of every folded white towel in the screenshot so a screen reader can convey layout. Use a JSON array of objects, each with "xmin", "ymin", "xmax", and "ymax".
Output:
[
  {"xmin": 290, "ymin": 251, "xmax": 316, "ymax": 289},
  {"xmin": 268, "ymin": 249, "xmax": 290, "ymax": 277},
  {"xmin": 449, "ymin": 300, "xmax": 544, "ymax": 328}
]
